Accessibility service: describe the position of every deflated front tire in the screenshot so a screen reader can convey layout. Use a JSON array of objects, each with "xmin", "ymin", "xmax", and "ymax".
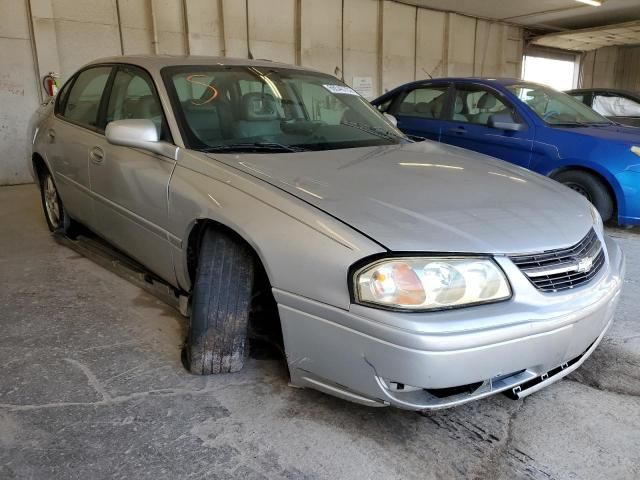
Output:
[{"xmin": 185, "ymin": 227, "xmax": 255, "ymax": 374}]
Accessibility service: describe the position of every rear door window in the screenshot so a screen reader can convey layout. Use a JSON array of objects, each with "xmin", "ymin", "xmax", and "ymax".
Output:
[
  {"xmin": 393, "ymin": 85, "xmax": 448, "ymax": 119},
  {"xmin": 61, "ymin": 67, "xmax": 112, "ymax": 130}
]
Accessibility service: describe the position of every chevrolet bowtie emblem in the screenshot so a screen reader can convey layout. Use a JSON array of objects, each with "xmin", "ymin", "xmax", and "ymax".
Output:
[{"xmin": 576, "ymin": 256, "xmax": 594, "ymax": 273}]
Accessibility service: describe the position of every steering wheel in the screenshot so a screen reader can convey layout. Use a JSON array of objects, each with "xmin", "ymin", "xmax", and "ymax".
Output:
[{"xmin": 543, "ymin": 110, "xmax": 559, "ymax": 121}]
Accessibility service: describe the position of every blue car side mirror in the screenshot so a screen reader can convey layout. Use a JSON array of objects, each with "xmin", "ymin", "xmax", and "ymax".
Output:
[{"xmin": 488, "ymin": 113, "xmax": 526, "ymax": 132}]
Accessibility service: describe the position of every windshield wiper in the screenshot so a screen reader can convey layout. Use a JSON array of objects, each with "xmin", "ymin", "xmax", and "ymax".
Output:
[
  {"xmin": 551, "ymin": 121, "xmax": 614, "ymax": 128},
  {"xmin": 202, "ymin": 142, "xmax": 308, "ymax": 153},
  {"xmin": 549, "ymin": 121, "xmax": 588, "ymax": 127},
  {"xmin": 340, "ymin": 120, "xmax": 408, "ymax": 142}
]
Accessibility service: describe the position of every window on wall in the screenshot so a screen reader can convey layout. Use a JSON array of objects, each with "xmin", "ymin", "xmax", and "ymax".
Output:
[{"xmin": 522, "ymin": 55, "xmax": 578, "ymax": 91}]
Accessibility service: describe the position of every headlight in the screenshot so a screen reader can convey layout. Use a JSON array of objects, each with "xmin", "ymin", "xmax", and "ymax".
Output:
[
  {"xmin": 590, "ymin": 204, "xmax": 604, "ymax": 235},
  {"xmin": 631, "ymin": 146, "xmax": 640, "ymax": 157},
  {"xmin": 354, "ymin": 257, "xmax": 511, "ymax": 311}
]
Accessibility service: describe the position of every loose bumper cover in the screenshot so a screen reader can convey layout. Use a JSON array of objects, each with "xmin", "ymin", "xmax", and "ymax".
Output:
[{"xmin": 277, "ymin": 235, "xmax": 625, "ymax": 410}]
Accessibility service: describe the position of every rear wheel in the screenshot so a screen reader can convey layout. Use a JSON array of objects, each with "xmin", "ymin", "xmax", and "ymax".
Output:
[
  {"xmin": 554, "ymin": 170, "xmax": 614, "ymax": 222},
  {"xmin": 39, "ymin": 170, "xmax": 77, "ymax": 235},
  {"xmin": 185, "ymin": 227, "xmax": 255, "ymax": 375}
]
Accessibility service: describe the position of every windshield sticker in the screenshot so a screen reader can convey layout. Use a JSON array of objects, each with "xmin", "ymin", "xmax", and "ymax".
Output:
[{"xmin": 323, "ymin": 84, "xmax": 359, "ymax": 96}]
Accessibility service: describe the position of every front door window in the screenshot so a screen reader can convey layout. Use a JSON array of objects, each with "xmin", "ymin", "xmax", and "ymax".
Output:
[{"xmin": 450, "ymin": 86, "xmax": 512, "ymax": 125}]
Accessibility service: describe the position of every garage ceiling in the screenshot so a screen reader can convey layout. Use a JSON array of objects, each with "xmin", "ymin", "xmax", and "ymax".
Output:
[
  {"xmin": 396, "ymin": 0, "xmax": 640, "ymax": 31},
  {"xmin": 531, "ymin": 20, "xmax": 640, "ymax": 50}
]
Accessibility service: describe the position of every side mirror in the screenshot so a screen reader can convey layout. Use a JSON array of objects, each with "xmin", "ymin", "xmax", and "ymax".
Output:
[
  {"xmin": 106, "ymin": 119, "xmax": 178, "ymax": 159},
  {"xmin": 383, "ymin": 113, "xmax": 398, "ymax": 127},
  {"xmin": 488, "ymin": 113, "xmax": 525, "ymax": 132}
]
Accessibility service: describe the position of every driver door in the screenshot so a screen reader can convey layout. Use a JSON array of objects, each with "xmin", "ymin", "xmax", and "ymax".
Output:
[{"xmin": 89, "ymin": 65, "xmax": 177, "ymax": 284}]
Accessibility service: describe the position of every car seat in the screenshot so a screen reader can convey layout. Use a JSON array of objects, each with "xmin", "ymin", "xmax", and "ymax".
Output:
[
  {"xmin": 453, "ymin": 96, "xmax": 467, "ymax": 122},
  {"xmin": 471, "ymin": 93, "xmax": 498, "ymax": 125},
  {"xmin": 235, "ymin": 92, "xmax": 282, "ymax": 139}
]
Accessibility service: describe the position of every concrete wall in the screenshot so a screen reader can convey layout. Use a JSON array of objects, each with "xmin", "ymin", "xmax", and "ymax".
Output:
[
  {"xmin": 615, "ymin": 46, "xmax": 640, "ymax": 92},
  {"xmin": 0, "ymin": 0, "xmax": 40, "ymax": 185},
  {"xmin": 1, "ymin": 0, "xmax": 524, "ymax": 185},
  {"xmin": 580, "ymin": 47, "xmax": 619, "ymax": 89},
  {"xmin": 580, "ymin": 45, "xmax": 640, "ymax": 92}
]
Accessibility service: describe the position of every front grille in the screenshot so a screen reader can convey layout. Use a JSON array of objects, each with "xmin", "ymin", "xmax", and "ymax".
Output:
[{"xmin": 509, "ymin": 229, "xmax": 605, "ymax": 292}]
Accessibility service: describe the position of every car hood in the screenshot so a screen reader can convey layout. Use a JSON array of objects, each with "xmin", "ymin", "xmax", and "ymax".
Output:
[{"xmin": 207, "ymin": 141, "xmax": 594, "ymax": 254}]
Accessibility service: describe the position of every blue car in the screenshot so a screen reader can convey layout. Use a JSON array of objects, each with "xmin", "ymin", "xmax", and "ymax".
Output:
[{"xmin": 372, "ymin": 78, "xmax": 640, "ymax": 226}]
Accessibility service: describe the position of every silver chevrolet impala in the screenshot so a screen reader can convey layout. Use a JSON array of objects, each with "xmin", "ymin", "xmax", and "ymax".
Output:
[{"xmin": 29, "ymin": 56, "xmax": 625, "ymax": 410}]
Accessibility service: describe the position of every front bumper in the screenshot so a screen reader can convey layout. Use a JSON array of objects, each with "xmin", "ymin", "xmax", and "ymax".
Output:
[
  {"xmin": 616, "ymin": 170, "xmax": 640, "ymax": 226},
  {"xmin": 276, "ymin": 235, "xmax": 625, "ymax": 410}
]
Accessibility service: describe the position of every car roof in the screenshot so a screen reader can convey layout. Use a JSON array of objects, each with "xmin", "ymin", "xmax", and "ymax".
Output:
[
  {"xmin": 387, "ymin": 77, "xmax": 535, "ymax": 90},
  {"xmin": 86, "ymin": 55, "xmax": 318, "ymax": 73},
  {"xmin": 566, "ymin": 87, "xmax": 640, "ymax": 97},
  {"xmin": 375, "ymin": 78, "xmax": 551, "ymax": 100}
]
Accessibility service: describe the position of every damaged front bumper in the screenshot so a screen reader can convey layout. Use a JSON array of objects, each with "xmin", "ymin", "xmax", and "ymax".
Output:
[{"xmin": 276, "ymin": 235, "xmax": 625, "ymax": 411}]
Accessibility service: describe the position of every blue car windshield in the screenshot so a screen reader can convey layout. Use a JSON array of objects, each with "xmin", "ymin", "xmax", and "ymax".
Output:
[
  {"xmin": 163, "ymin": 66, "xmax": 406, "ymax": 152},
  {"xmin": 508, "ymin": 84, "xmax": 612, "ymax": 126}
]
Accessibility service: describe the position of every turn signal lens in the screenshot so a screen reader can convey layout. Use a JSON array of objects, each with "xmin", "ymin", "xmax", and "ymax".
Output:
[
  {"xmin": 369, "ymin": 262, "xmax": 426, "ymax": 305},
  {"xmin": 355, "ymin": 257, "xmax": 510, "ymax": 311}
]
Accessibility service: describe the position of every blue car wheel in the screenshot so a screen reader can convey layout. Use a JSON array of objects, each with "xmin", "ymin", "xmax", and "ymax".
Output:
[{"xmin": 554, "ymin": 170, "xmax": 614, "ymax": 222}]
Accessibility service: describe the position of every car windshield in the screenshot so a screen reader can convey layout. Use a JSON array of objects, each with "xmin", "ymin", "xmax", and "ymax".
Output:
[
  {"xmin": 163, "ymin": 65, "xmax": 407, "ymax": 152},
  {"xmin": 507, "ymin": 84, "xmax": 612, "ymax": 126}
]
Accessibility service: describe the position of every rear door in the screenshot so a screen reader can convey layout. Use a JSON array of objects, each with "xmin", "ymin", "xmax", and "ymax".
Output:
[
  {"xmin": 50, "ymin": 65, "xmax": 113, "ymax": 228},
  {"xmin": 439, "ymin": 83, "xmax": 533, "ymax": 168},
  {"xmin": 88, "ymin": 64, "xmax": 177, "ymax": 283},
  {"xmin": 386, "ymin": 83, "xmax": 450, "ymax": 141}
]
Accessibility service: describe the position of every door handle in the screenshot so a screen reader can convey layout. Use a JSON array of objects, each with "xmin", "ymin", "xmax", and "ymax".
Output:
[
  {"xmin": 447, "ymin": 126, "xmax": 467, "ymax": 134},
  {"xmin": 47, "ymin": 129, "xmax": 56, "ymax": 141},
  {"xmin": 89, "ymin": 146, "xmax": 105, "ymax": 164}
]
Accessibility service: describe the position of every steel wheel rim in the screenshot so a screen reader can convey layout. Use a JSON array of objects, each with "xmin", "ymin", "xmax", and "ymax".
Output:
[
  {"xmin": 44, "ymin": 176, "xmax": 61, "ymax": 228},
  {"xmin": 565, "ymin": 182, "xmax": 592, "ymax": 202}
]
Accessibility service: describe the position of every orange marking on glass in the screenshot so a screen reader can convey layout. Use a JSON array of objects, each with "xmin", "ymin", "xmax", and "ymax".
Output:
[{"xmin": 186, "ymin": 74, "xmax": 219, "ymax": 105}]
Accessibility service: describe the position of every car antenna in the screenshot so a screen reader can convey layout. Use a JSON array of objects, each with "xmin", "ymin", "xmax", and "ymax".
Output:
[{"xmin": 421, "ymin": 67, "xmax": 433, "ymax": 80}]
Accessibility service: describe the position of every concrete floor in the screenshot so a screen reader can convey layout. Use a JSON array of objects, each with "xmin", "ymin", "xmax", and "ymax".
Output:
[{"xmin": 1, "ymin": 184, "xmax": 639, "ymax": 480}]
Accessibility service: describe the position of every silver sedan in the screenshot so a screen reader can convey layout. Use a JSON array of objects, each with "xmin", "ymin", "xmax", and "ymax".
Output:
[{"xmin": 29, "ymin": 56, "xmax": 625, "ymax": 410}]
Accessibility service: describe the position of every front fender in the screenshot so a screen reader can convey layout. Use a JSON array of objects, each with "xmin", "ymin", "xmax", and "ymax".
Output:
[{"xmin": 168, "ymin": 150, "xmax": 385, "ymax": 309}]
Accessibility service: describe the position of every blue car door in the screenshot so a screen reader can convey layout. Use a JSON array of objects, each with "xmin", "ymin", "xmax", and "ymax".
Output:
[
  {"xmin": 386, "ymin": 83, "xmax": 450, "ymax": 141},
  {"xmin": 439, "ymin": 83, "xmax": 533, "ymax": 168}
]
